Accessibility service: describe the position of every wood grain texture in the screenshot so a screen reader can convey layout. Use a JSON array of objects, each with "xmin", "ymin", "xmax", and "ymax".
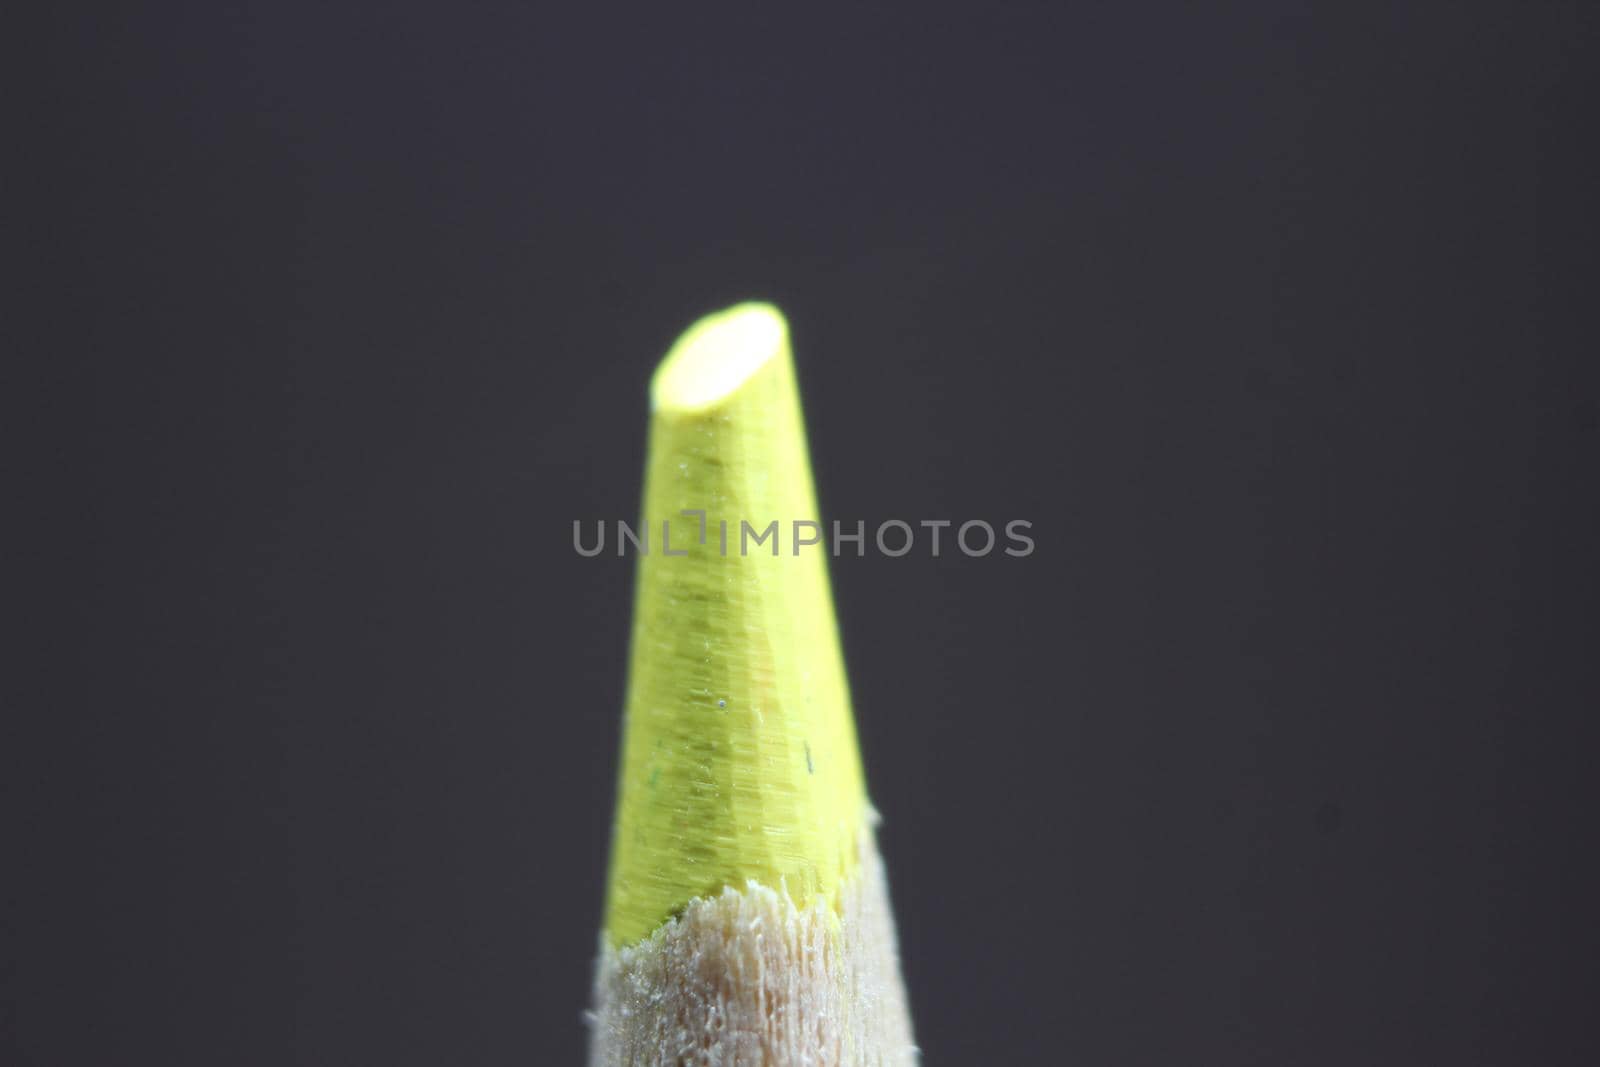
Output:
[{"xmin": 590, "ymin": 816, "xmax": 917, "ymax": 1067}]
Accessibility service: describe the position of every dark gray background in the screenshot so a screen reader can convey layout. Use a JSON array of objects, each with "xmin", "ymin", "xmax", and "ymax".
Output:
[{"xmin": 17, "ymin": 3, "xmax": 1598, "ymax": 1064}]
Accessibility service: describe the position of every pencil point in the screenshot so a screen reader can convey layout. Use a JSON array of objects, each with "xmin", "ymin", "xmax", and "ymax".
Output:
[
  {"xmin": 651, "ymin": 302, "xmax": 787, "ymax": 414},
  {"xmin": 603, "ymin": 302, "xmax": 867, "ymax": 949},
  {"xmin": 591, "ymin": 305, "xmax": 916, "ymax": 1064}
]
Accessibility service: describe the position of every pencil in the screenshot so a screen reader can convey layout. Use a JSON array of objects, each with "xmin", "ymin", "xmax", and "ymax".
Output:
[{"xmin": 588, "ymin": 304, "xmax": 918, "ymax": 1066}]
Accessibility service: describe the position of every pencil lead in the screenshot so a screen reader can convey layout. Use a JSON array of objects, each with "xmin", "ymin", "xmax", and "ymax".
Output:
[{"xmin": 604, "ymin": 302, "xmax": 865, "ymax": 948}]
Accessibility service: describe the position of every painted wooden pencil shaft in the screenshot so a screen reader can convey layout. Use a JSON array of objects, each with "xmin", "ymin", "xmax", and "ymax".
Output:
[{"xmin": 590, "ymin": 305, "xmax": 916, "ymax": 1066}]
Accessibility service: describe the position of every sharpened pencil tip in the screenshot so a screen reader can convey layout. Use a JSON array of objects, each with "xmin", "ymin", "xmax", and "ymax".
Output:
[
  {"xmin": 651, "ymin": 302, "xmax": 787, "ymax": 414},
  {"xmin": 602, "ymin": 303, "xmax": 868, "ymax": 948}
]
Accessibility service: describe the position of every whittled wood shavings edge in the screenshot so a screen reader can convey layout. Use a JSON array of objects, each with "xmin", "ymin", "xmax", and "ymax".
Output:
[{"xmin": 588, "ymin": 818, "xmax": 917, "ymax": 1067}]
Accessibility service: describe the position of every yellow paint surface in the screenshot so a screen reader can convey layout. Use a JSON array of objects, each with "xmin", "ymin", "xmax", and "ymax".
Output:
[{"xmin": 603, "ymin": 303, "xmax": 867, "ymax": 948}]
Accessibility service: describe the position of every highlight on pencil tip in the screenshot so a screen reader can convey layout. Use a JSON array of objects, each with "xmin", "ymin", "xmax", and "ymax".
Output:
[{"xmin": 651, "ymin": 302, "xmax": 789, "ymax": 414}]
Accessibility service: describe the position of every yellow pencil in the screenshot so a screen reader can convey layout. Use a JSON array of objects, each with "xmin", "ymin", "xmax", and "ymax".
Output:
[{"xmin": 588, "ymin": 304, "xmax": 917, "ymax": 1066}]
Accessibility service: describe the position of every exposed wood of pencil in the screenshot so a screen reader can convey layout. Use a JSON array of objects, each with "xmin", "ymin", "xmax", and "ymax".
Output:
[{"xmin": 588, "ymin": 304, "xmax": 917, "ymax": 1066}]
